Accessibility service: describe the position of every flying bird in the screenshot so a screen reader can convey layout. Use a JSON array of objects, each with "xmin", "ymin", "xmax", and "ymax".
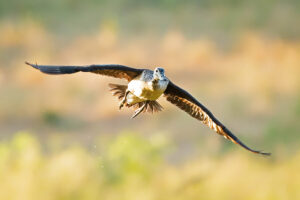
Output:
[{"xmin": 25, "ymin": 62, "xmax": 270, "ymax": 156}]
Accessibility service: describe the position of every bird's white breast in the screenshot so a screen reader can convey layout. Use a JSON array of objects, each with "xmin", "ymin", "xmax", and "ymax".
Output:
[{"xmin": 127, "ymin": 79, "xmax": 169, "ymax": 103}]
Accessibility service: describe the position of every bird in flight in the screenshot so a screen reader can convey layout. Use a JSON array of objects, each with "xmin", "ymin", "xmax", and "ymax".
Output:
[{"xmin": 26, "ymin": 62, "xmax": 270, "ymax": 156}]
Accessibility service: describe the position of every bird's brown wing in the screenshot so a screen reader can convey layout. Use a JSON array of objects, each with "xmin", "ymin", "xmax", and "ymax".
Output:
[
  {"xmin": 164, "ymin": 81, "xmax": 270, "ymax": 156},
  {"xmin": 26, "ymin": 62, "xmax": 144, "ymax": 81}
]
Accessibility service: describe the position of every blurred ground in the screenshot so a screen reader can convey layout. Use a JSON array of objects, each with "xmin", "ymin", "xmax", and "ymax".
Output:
[
  {"xmin": 0, "ymin": 0, "xmax": 300, "ymax": 199},
  {"xmin": 0, "ymin": 132, "xmax": 300, "ymax": 200}
]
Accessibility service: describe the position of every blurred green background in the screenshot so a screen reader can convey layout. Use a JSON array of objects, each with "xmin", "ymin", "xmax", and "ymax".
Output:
[{"xmin": 0, "ymin": 0, "xmax": 300, "ymax": 199}]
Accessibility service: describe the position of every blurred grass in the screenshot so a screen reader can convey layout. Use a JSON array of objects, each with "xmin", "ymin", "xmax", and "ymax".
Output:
[
  {"xmin": 0, "ymin": 132, "xmax": 299, "ymax": 200},
  {"xmin": 1, "ymin": 0, "xmax": 299, "ymax": 41}
]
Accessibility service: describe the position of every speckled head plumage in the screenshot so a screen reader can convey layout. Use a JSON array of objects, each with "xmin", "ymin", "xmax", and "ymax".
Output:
[{"xmin": 153, "ymin": 67, "xmax": 166, "ymax": 81}]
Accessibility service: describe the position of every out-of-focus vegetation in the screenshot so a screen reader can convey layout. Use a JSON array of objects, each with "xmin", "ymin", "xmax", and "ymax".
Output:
[
  {"xmin": 0, "ymin": 132, "xmax": 300, "ymax": 200},
  {"xmin": 1, "ymin": 0, "xmax": 300, "ymax": 41},
  {"xmin": 0, "ymin": 0, "xmax": 300, "ymax": 199}
]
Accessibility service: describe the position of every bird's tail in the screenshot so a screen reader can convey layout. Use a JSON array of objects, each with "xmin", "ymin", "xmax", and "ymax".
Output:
[
  {"xmin": 108, "ymin": 83, "xmax": 163, "ymax": 113},
  {"xmin": 132, "ymin": 101, "xmax": 163, "ymax": 113}
]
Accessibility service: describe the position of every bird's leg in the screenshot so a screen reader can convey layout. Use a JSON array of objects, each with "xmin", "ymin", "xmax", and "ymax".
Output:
[
  {"xmin": 131, "ymin": 102, "xmax": 148, "ymax": 119},
  {"xmin": 119, "ymin": 90, "xmax": 130, "ymax": 110}
]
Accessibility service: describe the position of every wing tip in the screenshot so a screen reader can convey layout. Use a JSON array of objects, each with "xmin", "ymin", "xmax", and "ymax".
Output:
[
  {"xmin": 221, "ymin": 127, "xmax": 271, "ymax": 156},
  {"xmin": 25, "ymin": 61, "xmax": 38, "ymax": 70},
  {"xmin": 237, "ymin": 142, "xmax": 271, "ymax": 156},
  {"xmin": 254, "ymin": 151, "xmax": 271, "ymax": 156},
  {"xmin": 25, "ymin": 61, "xmax": 68, "ymax": 74},
  {"xmin": 232, "ymin": 139, "xmax": 271, "ymax": 156}
]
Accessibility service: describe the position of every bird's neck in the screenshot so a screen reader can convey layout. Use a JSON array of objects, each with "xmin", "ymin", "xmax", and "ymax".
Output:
[
  {"xmin": 151, "ymin": 78, "xmax": 169, "ymax": 90},
  {"xmin": 152, "ymin": 78, "xmax": 159, "ymax": 84}
]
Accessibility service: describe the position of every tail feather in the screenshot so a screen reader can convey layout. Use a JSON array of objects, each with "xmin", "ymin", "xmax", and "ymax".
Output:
[{"xmin": 146, "ymin": 100, "xmax": 163, "ymax": 113}]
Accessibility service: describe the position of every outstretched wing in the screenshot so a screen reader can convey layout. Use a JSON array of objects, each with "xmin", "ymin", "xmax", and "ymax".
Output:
[
  {"xmin": 164, "ymin": 81, "xmax": 270, "ymax": 156},
  {"xmin": 26, "ymin": 62, "xmax": 144, "ymax": 81}
]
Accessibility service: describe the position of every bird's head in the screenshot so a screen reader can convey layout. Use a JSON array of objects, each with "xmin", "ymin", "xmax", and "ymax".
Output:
[{"xmin": 153, "ymin": 67, "xmax": 167, "ymax": 81}]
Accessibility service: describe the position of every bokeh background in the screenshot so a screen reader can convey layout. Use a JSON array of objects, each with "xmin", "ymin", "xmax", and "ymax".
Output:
[{"xmin": 0, "ymin": 0, "xmax": 300, "ymax": 199}]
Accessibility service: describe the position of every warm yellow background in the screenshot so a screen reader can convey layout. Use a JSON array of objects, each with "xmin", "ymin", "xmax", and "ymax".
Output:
[{"xmin": 0, "ymin": 1, "xmax": 299, "ymax": 199}]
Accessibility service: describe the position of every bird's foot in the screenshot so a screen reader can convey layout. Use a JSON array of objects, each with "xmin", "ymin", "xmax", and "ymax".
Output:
[
  {"xmin": 119, "ymin": 90, "xmax": 130, "ymax": 110},
  {"xmin": 131, "ymin": 108, "xmax": 143, "ymax": 119},
  {"xmin": 131, "ymin": 103, "xmax": 147, "ymax": 119},
  {"xmin": 119, "ymin": 102, "xmax": 125, "ymax": 110}
]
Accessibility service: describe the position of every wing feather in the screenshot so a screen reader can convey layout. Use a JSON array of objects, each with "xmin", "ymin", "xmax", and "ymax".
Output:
[
  {"xmin": 25, "ymin": 62, "xmax": 143, "ymax": 81},
  {"xmin": 164, "ymin": 81, "xmax": 270, "ymax": 156}
]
